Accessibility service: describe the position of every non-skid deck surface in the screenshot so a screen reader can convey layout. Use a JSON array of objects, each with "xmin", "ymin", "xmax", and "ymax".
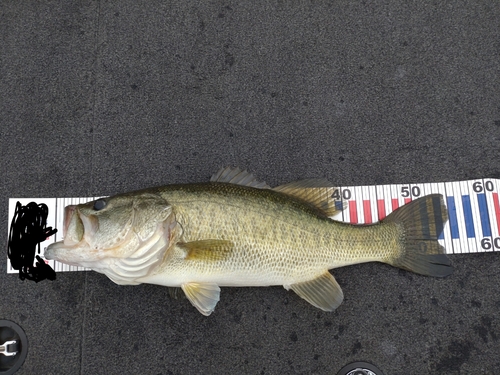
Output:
[{"xmin": 2, "ymin": 2, "xmax": 500, "ymax": 374}]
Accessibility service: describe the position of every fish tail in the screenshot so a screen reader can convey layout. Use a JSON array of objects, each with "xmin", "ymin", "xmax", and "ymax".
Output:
[{"xmin": 383, "ymin": 194, "xmax": 452, "ymax": 277}]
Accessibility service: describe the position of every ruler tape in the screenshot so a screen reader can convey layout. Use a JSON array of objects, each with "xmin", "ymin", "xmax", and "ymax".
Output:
[{"xmin": 6, "ymin": 178, "xmax": 500, "ymax": 273}]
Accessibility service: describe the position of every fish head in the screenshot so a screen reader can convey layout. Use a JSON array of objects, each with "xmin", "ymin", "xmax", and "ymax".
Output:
[{"xmin": 45, "ymin": 192, "xmax": 173, "ymax": 270}]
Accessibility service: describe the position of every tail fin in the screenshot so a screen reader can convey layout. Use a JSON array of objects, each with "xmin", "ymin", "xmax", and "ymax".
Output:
[{"xmin": 384, "ymin": 194, "xmax": 452, "ymax": 277}]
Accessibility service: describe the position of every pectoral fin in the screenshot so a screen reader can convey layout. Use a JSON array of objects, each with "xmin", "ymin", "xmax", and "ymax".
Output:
[
  {"xmin": 286, "ymin": 272, "xmax": 344, "ymax": 311},
  {"xmin": 178, "ymin": 240, "xmax": 234, "ymax": 261},
  {"xmin": 181, "ymin": 282, "xmax": 221, "ymax": 316}
]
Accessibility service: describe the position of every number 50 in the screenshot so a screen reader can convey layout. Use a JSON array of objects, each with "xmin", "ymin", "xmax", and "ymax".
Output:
[{"xmin": 401, "ymin": 186, "xmax": 421, "ymax": 198}]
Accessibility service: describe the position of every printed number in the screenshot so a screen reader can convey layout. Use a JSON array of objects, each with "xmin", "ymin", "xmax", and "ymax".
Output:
[
  {"xmin": 481, "ymin": 237, "xmax": 500, "ymax": 250},
  {"xmin": 401, "ymin": 186, "xmax": 421, "ymax": 198},
  {"xmin": 473, "ymin": 181, "xmax": 494, "ymax": 193},
  {"xmin": 332, "ymin": 189, "xmax": 351, "ymax": 200}
]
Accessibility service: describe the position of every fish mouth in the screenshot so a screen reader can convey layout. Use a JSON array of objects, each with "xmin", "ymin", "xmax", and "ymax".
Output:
[
  {"xmin": 63, "ymin": 205, "xmax": 77, "ymax": 238},
  {"xmin": 44, "ymin": 240, "xmax": 82, "ymax": 266},
  {"xmin": 63, "ymin": 205, "xmax": 82, "ymax": 245},
  {"xmin": 62, "ymin": 205, "xmax": 99, "ymax": 246},
  {"xmin": 44, "ymin": 204, "xmax": 98, "ymax": 264}
]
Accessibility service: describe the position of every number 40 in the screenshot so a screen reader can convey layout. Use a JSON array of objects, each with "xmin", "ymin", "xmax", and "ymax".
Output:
[{"xmin": 332, "ymin": 189, "xmax": 351, "ymax": 200}]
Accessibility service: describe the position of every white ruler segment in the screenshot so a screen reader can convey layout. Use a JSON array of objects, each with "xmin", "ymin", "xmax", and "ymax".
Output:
[{"xmin": 7, "ymin": 179, "xmax": 500, "ymax": 273}]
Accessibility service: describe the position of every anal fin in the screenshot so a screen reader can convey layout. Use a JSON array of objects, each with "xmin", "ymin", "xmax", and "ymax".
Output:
[
  {"xmin": 286, "ymin": 272, "xmax": 344, "ymax": 312},
  {"xmin": 182, "ymin": 282, "xmax": 221, "ymax": 316}
]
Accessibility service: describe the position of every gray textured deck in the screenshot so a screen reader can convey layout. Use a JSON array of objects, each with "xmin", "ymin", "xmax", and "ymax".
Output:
[{"xmin": 1, "ymin": 1, "xmax": 500, "ymax": 374}]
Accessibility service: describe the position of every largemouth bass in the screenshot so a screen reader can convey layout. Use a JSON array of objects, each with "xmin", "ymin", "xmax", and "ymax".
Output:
[{"xmin": 45, "ymin": 167, "xmax": 452, "ymax": 316}]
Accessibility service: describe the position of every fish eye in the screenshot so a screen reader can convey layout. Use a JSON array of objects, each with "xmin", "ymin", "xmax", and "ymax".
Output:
[{"xmin": 93, "ymin": 199, "xmax": 107, "ymax": 211}]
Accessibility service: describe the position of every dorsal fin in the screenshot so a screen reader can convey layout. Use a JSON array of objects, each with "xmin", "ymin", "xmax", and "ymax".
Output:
[
  {"xmin": 210, "ymin": 167, "xmax": 270, "ymax": 189},
  {"xmin": 273, "ymin": 179, "xmax": 344, "ymax": 216}
]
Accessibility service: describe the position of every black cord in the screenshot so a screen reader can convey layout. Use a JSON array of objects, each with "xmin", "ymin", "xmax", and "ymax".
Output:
[{"xmin": 8, "ymin": 201, "xmax": 57, "ymax": 282}]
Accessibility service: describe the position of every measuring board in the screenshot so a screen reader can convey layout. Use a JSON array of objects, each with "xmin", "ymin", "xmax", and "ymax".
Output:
[{"xmin": 7, "ymin": 178, "xmax": 500, "ymax": 273}]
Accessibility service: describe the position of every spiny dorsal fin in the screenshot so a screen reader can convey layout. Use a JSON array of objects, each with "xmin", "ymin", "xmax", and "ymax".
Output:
[
  {"xmin": 273, "ymin": 179, "xmax": 344, "ymax": 216},
  {"xmin": 286, "ymin": 271, "xmax": 344, "ymax": 311},
  {"xmin": 178, "ymin": 240, "xmax": 234, "ymax": 261},
  {"xmin": 211, "ymin": 167, "xmax": 270, "ymax": 189}
]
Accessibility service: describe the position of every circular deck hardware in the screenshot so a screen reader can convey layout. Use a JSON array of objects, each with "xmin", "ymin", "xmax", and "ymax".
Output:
[
  {"xmin": 337, "ymin": 361, "xmax": 384, "ymax": 375},
  {"xmin": 0, "ymin": 320, "xmax": 28, "ymax": 375}
]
